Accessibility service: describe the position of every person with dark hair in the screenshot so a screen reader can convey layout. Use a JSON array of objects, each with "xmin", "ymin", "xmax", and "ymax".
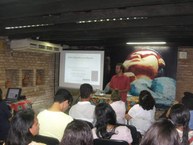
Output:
[
  {"xmin": 37, "ymin": 88, "xmax": 73, "ymax": 141},
  {"xmin": 92, "ymin": 103, "xmax": 133, "ymax": 144},
  {"xmin": 110, "ymin": 90, "xmax": 126, "ymax": 124},
  {"xmin": 181, "ymin": 92, "xmax": 193, "ymax": 130},
  {"xmin": 109, "ymin": 63, "xmax": 131, "ymax": 102},
  {"xmin": 126, "ymin": 90, "xmax": 156, "ymax": 135},
  {"xmin": 69, "ymin": 83, "xmax": 95, "ymax": 124},
  {"xmin": 60, "ymin": 120, "xmax": 93, "ymax": 145},
  {"xmin": 169, "ymin": 104, "xmax": 193, "ymax": 145},
  {"xmin": 140, "ymin": 118, "xmax": 180, "ymax": 145},
  {"xmin": 5, "ymin": 108, "xmax": 45, "ymax": 145},
  {"xmin": 0, "ymin": 88, "xmax": 12, "ymax": 144}
]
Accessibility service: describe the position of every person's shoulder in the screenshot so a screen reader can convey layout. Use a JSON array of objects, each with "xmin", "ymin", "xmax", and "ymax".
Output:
[
  {"xmin": 119, "ymin": 74, "xmax": 129, "ymax": 78},
  {"xmin": 38, "ymin": 109, "xmax": 48, "ymax": 113},
  {"xmin": 129, "ymin": 104, "xmax": 141, "ymax": 113},
  {"xmin": 130, "ymin": 104, "xmax": 140, "ymax": 109},
  {"xmin": 29, "ymin": 141, "xmax": 46, "ymax": 145},
  {"xmin": 111, "ymin": 100, "xmax": 124, "ymax": 106},
  {"xmin": 58, "ymin": 112, "xmax": 74, "ymax": 123},
  {"xmin": 89, "ymin": 105, "xmax": 96, "ymax": 111},
  {"xmin": 116, "ymin": 125, "xmax": 127, "ymax": 129},
  {"xmin": 121, "ymin": 75, "xmax": 130, "ymax": 82},
  {"xmin": 119, "ymin": 100, "xmax": 125, "ymax": 105},
  {"xmin": 110, "ymin": 101, "xmax": 116, "ymax": 106},
  {"xmin": 69, "ymin": 106, "xmax": 75, "ymax": 113},
  {"xmin": 72, "ymin": 101, "xmax": 94, "ymax": 108},
  {"xmin": 111, "ymin": 75, "xmax": 117, "ymax": 79},
  {"xmin": 88, "ymin": 102, "xmax": 96, "ymax": 108},
  {"xmin": 116, "ymin": 125, "xmax": 131, "ymax": 132},
  {"xmin": 69, "ymin": 103, "xmax": 78, "ymax": 110},
  {"xmin": 63, "ymin": 113, "xmax": 73, "ymax": 120},
  {"xmin": 37, "ymin": 110, "xmax": 48, "ymax": 116}
]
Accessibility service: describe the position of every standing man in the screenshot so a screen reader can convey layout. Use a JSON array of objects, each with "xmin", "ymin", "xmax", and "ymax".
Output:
[
  {"xmin": 69, "ymin": 83, "xmax": 95, "ymax": 125},
  {"xmin": 37, "ymin": 88, "xmax": 73, "ymax": 141},
  {"xmin": 109, "ymin": 63, "xmax": 130, "ymax": 102}
]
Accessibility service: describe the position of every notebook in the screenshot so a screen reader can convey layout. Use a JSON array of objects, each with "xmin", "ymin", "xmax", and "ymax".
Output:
[{"xmin": 5, "ymin": 88, "xmax": 22, "ymax": 103}]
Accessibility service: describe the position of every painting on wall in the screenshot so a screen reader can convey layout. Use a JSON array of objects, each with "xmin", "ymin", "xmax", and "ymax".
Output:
[
  {"xmin": 107, "ymin": 46, "xmax": 178, "ymax": 108},
  {"xmin": 122, "ymin": 46, "xmax": 177, "ymax": 108}
]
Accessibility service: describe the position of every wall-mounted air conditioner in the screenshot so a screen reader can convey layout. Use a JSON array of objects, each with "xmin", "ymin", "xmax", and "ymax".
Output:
[{"xmin": 10, "ymin": 39, "xmax": 66, "ymax": 53}]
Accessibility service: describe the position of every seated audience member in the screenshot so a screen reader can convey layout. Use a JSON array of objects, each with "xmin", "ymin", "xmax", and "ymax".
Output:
[
  {"xmin": 60, "ymin": 120, "xmax": 93, "ymax": 145},
  {"xmin": 169, "ymin": 104, "xmax": 193, "ymax": 145},
  {"xmin": 37, "ymin": 88, "xmax": 73, "ymax": 141},
  {"xmin": 126, "ymin": 90, "xmax": 156, "ymax": 135},
  {"xmin": 92, "ymin": 103, "xmax": 133, "ymax": 144},
  {"xmin": 181, "ymin": 92, "xmax": 193, "ymax": 130},
  {"xmin": 5, "ymin": 109, "xmax": 45, "ymax": 145},
  {"xmin": 110, "ymin": 90, "xmax": 126, "ymax": 124},
  {"xmin": 140, "ymin": 118, "xmax": 180, "ymax": 145},
  {"xmin": 69, "ymin": 83, "xmax": 95, "ymax": 124},
  {"xmin": 0, "ymin": 88, "xmax": 12, "ymax": 144}
]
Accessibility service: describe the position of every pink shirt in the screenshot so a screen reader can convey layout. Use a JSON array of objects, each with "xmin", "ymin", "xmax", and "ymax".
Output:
[
  {"xmin": 110, "ymin": 75, "xmax": 130, "ymax": 102},
  {"xmin": 92, "ymin": 126, "xmax": 133, "ymax": 144}
]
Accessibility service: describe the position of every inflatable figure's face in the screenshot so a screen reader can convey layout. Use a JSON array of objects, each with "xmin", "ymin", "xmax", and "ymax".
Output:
[{"xmin": 123, "ymin": 50, "xmax": 165, "ymax": 79}]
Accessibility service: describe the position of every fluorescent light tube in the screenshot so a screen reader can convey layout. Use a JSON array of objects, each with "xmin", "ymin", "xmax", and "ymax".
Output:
[{"xmin": 126, "ymin": 42, "xmax": 166, "ymax": 45}]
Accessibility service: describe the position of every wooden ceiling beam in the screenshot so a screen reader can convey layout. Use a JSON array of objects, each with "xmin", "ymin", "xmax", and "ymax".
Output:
[
  {"xmin": 5, "ymin": 26, "xmax": 193, "ymax": 40},
  {"xmin": 0, "ymin": 1, "xmax": 192, "ymax": 20},
  {"xmin": 1, "ymin": 15, "xmax": 193, "ymax": 31}
]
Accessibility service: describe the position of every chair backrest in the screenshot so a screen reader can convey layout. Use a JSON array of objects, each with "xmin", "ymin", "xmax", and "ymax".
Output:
[
  {"xmin": 33, "ymin": 135, "xmax": 59, "ymax": 145},
  {"xmin": 126, "ymin": 125, "xmax": 142, "ymax": 145},
  {"xmin": 93, "ymin": 139, "xmax": 128, "ymax": 145}
]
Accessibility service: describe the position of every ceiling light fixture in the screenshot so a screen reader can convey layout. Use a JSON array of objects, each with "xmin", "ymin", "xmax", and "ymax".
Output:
[
  {"xmin": 76, "ymin": 16, "xmax": 148, "ymax": 24},
  {"xmin": 5, "ymin": 23, "xmax": 52, "ymax": 30},
  {"xmin": 126, "ymin": 42, "xmax": 167, "ymax": 45}
]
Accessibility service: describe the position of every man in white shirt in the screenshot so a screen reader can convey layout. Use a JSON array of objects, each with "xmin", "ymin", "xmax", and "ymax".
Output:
[
  {"xmin": 69, "ymin": 83, "xmax": 95, "ymax": 124},
  {"xmin": 37, "ymin": 88, "xmax": 73, "ymax": 141}
]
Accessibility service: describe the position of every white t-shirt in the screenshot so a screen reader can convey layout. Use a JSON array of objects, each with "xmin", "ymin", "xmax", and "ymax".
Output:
[
  {"xmin": 128, "ymin": 104, "xmax": 155, "ymax": 135},
  {"xmin": 110, "ymin": 100, "xmax": 126, "ymax": 124},
  {"xmin": 69, "ymin": 101, "xmax": 95, "ymax": 124},
  {"xmin": 28, "ymin": 141, "xmax": 46, "ymax": 145},
  {"xmin": 37, "ymin": 110, "xmax": 73, "ymax": 141},
  {"xmin": 92, "ymin": 126, "xmax": 133, "ymax": 144}
]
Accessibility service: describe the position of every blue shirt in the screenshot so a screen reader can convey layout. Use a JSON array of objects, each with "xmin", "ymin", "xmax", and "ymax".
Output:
[{"xmin": 189, "ymin": 110, "xmax": 193, "ymax": 130}]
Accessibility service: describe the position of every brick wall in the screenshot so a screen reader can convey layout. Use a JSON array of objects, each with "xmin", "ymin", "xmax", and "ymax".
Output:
[
  {"xmin": 0, "ymin": 39, "xmax": 56, "ymax": 113},
  {"xmin": 176, "ymin": 47, "xmax": 193, "ymax": 101}
]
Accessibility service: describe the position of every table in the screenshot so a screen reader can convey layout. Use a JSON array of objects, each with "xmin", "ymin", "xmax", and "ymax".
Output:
[
  {"xmin": 127, "ymin": 96, "xmax": 139, "ymax": 110},
  {"xmin": 91, "ymin": 94, "xmax": 111, "ymax": 104},
  {"xmin": 91, "ymin": 94, "xmax": 139, "ymax": 110}
]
